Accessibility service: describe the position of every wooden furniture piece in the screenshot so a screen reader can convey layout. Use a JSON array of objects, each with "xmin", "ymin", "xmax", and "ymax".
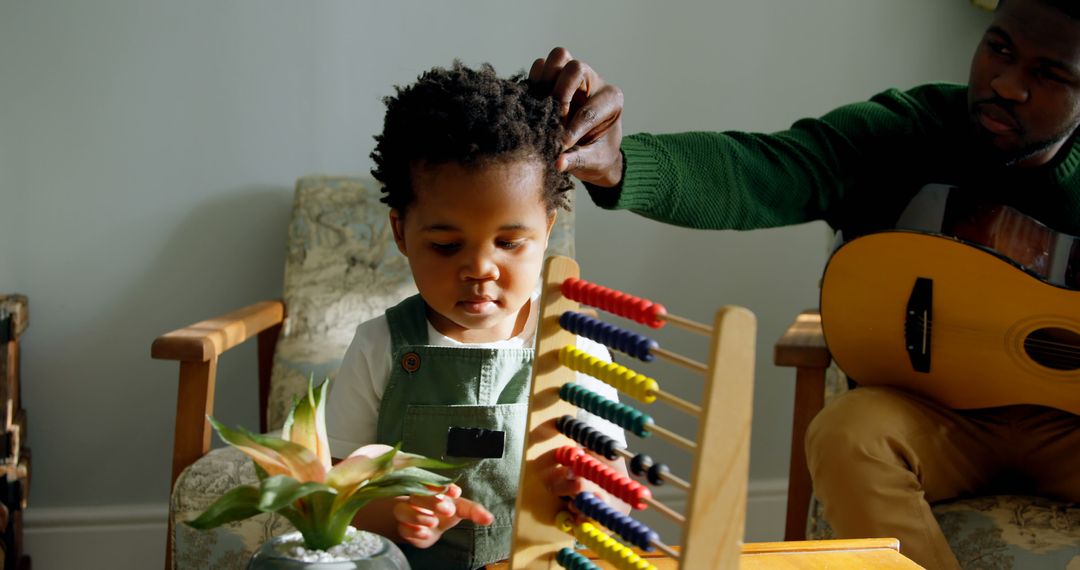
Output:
[
  {"xmin": 740, "ymin": 539, "xmax": 921, "ymax": 569},
  {"xmin": 489, "ymin": 538, "xmax": 922, "ymax": 569},
  {"xmin": 509, "ymin": 256, "xmax": 757, "ymax": 569},
  {"xmin": 0, "ymin": 295, "xmax": 31, "ymax": 570}
]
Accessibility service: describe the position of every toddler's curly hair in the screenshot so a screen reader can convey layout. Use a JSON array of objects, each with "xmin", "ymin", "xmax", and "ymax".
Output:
[{"xmin": 371, "ymin": 61, "xmax": 573, "ymax": 213}]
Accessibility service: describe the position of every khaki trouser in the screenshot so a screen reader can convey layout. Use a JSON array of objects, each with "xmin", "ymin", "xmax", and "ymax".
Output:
[{"xmin": 806, "ymin": 386, "xmax": 1080, "ymax": 570}]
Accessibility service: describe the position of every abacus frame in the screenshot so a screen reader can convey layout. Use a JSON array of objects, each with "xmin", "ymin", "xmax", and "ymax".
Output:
[{"xmin": 509, "ymin": 256, "xmax": 757, "ymax": 569}]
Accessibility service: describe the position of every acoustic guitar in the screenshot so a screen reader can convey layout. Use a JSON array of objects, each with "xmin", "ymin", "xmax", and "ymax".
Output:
[{"xmin": 819, "ymin": 185, "xmax": 1080, "ymax": 413}]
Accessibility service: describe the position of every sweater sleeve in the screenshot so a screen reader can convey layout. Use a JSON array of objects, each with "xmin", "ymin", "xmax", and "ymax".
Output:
[{"xmin": 588, "ymin": 84, "xmax": 959, "ymax": 231}]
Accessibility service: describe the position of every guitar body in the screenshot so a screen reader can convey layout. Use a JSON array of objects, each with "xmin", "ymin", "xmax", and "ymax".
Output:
[{"xmin": 820, "ymin": 231, "xmax": 1080, "ymax": 414}]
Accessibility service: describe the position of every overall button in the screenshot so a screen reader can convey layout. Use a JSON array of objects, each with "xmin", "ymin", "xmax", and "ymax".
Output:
[{"xmin": 401, "ymin": 351, "xmax": 421, "ymax": 373}]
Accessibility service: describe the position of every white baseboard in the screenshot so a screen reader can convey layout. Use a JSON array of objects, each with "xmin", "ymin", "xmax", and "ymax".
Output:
[
  {"xmin": 24, "ymin": 503, "xmax": 167, "ymax": 570},
  {"xmin": 744, "ymin": 477, "xmax": 789, "ymax": 542},
  {"xmin": 21, "ymin": 479, "xmax": 788, "ymax": 569}
]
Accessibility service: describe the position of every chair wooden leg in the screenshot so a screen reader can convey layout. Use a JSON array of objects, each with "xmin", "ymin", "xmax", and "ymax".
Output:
[
  {"xmin": 167, "ymin": 358, "xmax": 217, "ymax": 570},
  {"xmin": 170, "ymin": 359, "xmax": 218, "ymax": 486},
  {"xmin": 257, "ymin": 323, "xmax": 281, "ymax": 434},
  {"xmin": 785, "ymin": 366, "xmax": 826, "ymax": 541}
]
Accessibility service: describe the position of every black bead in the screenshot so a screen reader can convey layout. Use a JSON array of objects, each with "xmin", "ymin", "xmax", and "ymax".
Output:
[
  {"xmin": 629, "ymin": 453, "xmax": 653, "ymax": 476},
  {"xmin": 647, "ymin": 462, "xmax": 669, "ymax": 486}
]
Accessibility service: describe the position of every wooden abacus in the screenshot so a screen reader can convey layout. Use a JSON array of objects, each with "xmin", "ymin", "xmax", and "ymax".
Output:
[{"xmin": 509, "ymin": 256, "xmax": 756, "ymax": 569}]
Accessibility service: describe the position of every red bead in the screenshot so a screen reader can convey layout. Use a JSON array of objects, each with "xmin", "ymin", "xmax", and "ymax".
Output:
[
  {"xmin": 561, "ymin": 277, "xmax": 667, "ymax": 329},
  {"xmin": 632, "ymin": 299, "xmax": 649, "ymax": 321},
  {"xmin": 608, "ymin": 291, "xmax": 625, "ymax": 313},
  {"xmin": 561, "ymin": 277, "xmax": 580, "ymax": 299},
  {"xmin": 631, "ymin": 485, "xmax": 653, "ymax": 510},
  {"xmin": 647, "ymin": 303, "xmax": 667, "ymax": 329}
]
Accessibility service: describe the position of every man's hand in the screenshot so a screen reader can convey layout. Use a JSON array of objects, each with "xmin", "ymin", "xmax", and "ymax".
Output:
[
  {"xmin": 530, "ymin": 47, "xmax": 625, "ymax": 188},
  {"xmin": 393, "ymin": 483, "xmax": 494, "ymax": 549}
]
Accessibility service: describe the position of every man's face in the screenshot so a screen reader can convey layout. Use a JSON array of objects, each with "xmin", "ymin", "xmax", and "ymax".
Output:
[{"xmin": 968, "ymin": 0, "xmax": 1080, "ymax": 166}]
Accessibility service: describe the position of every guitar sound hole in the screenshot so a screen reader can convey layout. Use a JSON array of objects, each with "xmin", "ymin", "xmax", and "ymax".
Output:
[{"xmin": 1024, "ymin": 327, "xmax": 1080, "ymax": 371}]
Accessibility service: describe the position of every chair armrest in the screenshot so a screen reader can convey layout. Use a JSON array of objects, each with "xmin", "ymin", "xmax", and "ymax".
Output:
[
  {"xmin": 774, "ymin": 310, "xmax": 830, "ymax": 368},
  {"xmin": 154, "ymin": 299, "xmax": 285, "ymax": 489},
  {"xmin": 152, "ymin": 300, "xmax": 285, "ymax": 362}
]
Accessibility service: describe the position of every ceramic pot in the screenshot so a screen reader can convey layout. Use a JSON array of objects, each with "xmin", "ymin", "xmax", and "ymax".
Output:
[{"xmin": 248, "ymin": 529, "xmax": 410, "ymax": 570}]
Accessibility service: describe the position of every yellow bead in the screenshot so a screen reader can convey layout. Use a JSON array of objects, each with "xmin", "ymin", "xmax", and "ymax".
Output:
[{"xmin": 555, "ymin": 511, "xmax": 574, "ymax": 533}]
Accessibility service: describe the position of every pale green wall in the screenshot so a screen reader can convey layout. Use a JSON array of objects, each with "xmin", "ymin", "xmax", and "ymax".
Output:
[{"xmin": 0, "ymin": 0, "xmax": 989, "ymax": 514}]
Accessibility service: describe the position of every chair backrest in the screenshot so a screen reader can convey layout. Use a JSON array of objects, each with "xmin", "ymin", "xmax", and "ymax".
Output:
[{"xmin": 265, "ymin": 175, "xmax": 576, "ymax": 429}]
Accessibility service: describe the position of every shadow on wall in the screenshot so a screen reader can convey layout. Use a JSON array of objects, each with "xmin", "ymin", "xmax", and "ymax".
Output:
[
  {"xmin": 143, "ymin": 184, "xmax": 296, "ymax": 442},
  {"xmin": 28, "ymin": 183, "xmax": 295, "ymax": 511}
]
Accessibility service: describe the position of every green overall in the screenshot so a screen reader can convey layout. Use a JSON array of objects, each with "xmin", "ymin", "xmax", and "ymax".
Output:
[{"xmin": 376, "ymin": 295, "xmax": 532, "ymax": 570}]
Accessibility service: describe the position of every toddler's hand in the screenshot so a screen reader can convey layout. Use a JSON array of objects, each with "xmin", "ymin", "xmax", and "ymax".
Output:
[
  {"xmin": 394, "ymin": 484, "xmax": 494, "ymax": 549},
  {"xmin": 547, "ymin": 463, "xmax": 588, "ymax": 499},
  {"xmin": 546, "ymin": 458, "xmax": 630, "ymax": 518}
]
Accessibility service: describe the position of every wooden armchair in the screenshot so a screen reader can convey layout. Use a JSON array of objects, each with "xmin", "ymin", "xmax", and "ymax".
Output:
[
  {"xmin": 152, "ymin": 175, "xmax": 578, "ymax": 569},
  {"xmin": 774, "ymin": 310, "xmax": 1080, "ymax": 568}
]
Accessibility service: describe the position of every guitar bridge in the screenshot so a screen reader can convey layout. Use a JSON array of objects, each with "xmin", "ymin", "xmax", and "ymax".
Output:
[{"xmin": 904, "ymin": 278, "xmax": 933, "ymax": 373}]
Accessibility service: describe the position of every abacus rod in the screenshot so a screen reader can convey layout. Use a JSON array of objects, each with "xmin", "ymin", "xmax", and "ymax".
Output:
[
  {"xmin": 646, "ymin": 495, "xmax": 686, "ymax": 525},
  {"xmin": 647, "ymin": 423, "xmax": 698, "ymax": 453},
  {"xmin": 654, "ymin": 389, "xmax": 702, "ymax": 417},
  {"xmin": 652, "ymin": 347, "xmax": 708, "ymax": 374},
  {"xmin": 652, "ymin": 539, "xmax": 680, "ymax": 560},
  {"xmin": 659, "ymin": 312, "xmax": 713, "ymax": 337},
  {"xmin": 613, "ymin": 448, "xmax": 691, "ymax": 492}
]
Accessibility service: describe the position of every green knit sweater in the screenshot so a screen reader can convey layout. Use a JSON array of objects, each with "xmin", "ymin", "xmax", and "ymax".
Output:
[{"xmin": 587, "ymin": 83, "xmax": 1080, "ymax": 237}]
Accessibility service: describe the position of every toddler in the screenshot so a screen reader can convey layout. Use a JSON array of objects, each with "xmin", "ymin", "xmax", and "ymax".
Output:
[{"xmin": 326, "ymin": 62, "xmax": 627, "ymax": 570}]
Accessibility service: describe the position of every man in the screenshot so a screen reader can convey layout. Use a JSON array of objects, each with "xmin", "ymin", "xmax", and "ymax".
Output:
[{"xmin": 530, "ymin": 1, "xmax": 1080, "ymax": 568}]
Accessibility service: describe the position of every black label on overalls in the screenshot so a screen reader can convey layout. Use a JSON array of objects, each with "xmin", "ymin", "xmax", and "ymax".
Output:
[{"xmin": 446, "ymin": 427, "xmax": 505, "ymax": 458}]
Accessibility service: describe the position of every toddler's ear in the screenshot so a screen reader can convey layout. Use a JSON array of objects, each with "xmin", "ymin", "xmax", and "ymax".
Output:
[
  {"xmin": 389, "ymin": 209, "xmax": 407, "ymax": 255},
  {"xmin": 546, "ymin": 210, "xmax": 557, "ymax": 237}
]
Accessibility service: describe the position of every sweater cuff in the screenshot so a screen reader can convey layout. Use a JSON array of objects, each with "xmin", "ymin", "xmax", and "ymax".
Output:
[
  {"xmin": 583, "ymin": 178, "xmax": 621, "ymax": 210},
  {"xmin": 582, "ymin": 135, "xmax": 663, "ymax": 211},
  {"xmin": 613, "ymin": 134, "xmax": 662, "ymax": 211}
]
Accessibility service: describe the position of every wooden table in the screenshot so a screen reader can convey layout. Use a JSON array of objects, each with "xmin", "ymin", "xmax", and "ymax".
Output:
[
  {"xmin": 740, "ymin": 539, "xmax": 923, "ymax": 569},
  {"xmin": 488, "ymin": 538, "xmax": 924, "ymax": 569}
]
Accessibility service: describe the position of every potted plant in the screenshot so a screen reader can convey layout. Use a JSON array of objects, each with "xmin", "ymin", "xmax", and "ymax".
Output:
[{"xmin": 185, "ymin": 378, "xmax": 456, "ymax": 569}]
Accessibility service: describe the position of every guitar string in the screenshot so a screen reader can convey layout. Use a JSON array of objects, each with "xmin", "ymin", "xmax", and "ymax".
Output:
[
  {"xmin": 920, "ymin": 338, "xmax": 1080, "ymax": 360},
  {"xmin": 907, "ymin": 314, "xmax": 1078, "ymax": 345},
  {"xmin": 909, "ymin": 315, "xmax": 1080, "ymax": 351},
  {"xmin": 908, "ymin": 327, "xmax": 1080, "ymax": 361},
  {"xmin": 902, "ymin": 337, "xmax": 1080, "ymax": 367},
  {"xmin": 907, "ymin": 316, "xmax": 1080, "ymax": 361}
]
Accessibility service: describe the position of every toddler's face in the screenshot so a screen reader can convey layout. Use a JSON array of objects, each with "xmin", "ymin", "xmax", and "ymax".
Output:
[{"xmin": 390, "ymin": 159, "xmax": 555, "ymax": 343}]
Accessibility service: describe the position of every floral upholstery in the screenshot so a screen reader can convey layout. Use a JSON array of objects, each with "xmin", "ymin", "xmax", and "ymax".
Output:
[
  {"xmin": 170, "ymin": 175, "xmax": 575, "ymax": 568},
  {"xmin": 172, "ymin": 446, "xmax": 294, "ymax": 569},
  {"xmin": 265, "ymin": 176, "xmax": 417, "ymax": 430},
  {"xmin": 805, "ymin": 366, "xmax": 1080, "ymax": 569}
]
